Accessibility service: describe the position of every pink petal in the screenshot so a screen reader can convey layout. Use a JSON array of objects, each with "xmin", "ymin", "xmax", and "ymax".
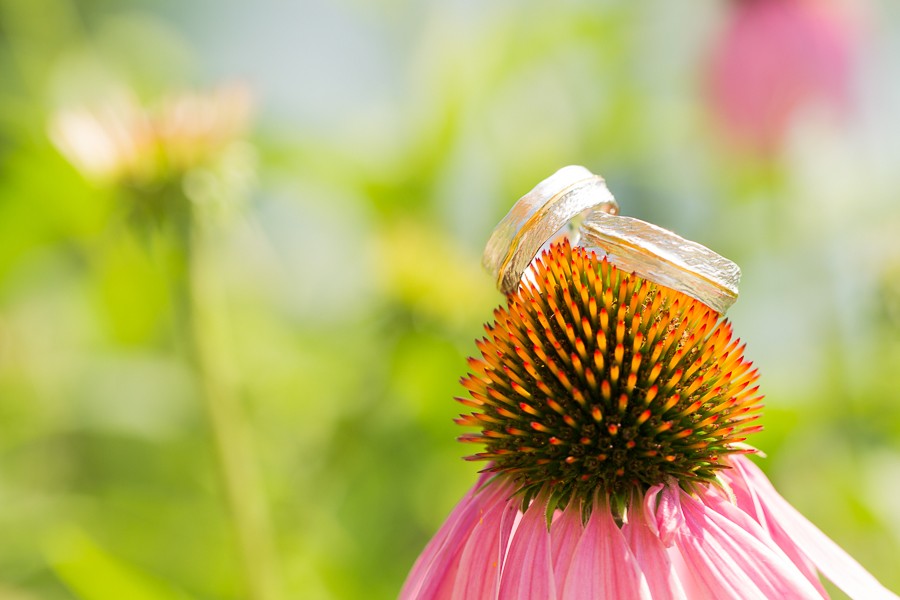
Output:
[
  {"xmin": 559, "ymin": 503, "xmax": 651, "ymax": 600},
  {"xmin": 452, "ymin": 489, "xmax": 520, "ymax": 599},
  {"xmin": 716, "ymin": 459, "xmax": 826, "ymax": 595},
  {"xmin": 498, "ymin": 498, "xmax": 557, "ymax": 600},
  {"xmin": 728, "ymin": 456, "xmax": 899, "ymax": 600},
  {"xmin": 623, "ymin": 488, "xmax": 688, "ymax": 600},
  {"xmin": 550, "ymin": 504, "xmax": 584, "ymax": 586},
  {"xmin": 661, "ymin": 486, "xmax": 824, "ymax": 600},
  {"xmin": 648, "ymin": 483, "xmax": 684, "ymax": 547},
  {"xmin": 701, "ymin": 488, "xmax": 828, "ymax": 599},
  {"xmin": 401, "ymin": 475, "xmax": 512, "ymax": 600}
]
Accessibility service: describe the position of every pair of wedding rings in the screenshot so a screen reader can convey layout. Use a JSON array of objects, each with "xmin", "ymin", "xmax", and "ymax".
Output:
[{"xmin": 482, "ymin": 166, "xmax": 741, "ymax": 315}]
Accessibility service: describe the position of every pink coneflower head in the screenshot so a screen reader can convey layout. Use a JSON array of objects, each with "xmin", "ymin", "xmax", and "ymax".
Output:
[
  {"xmin": 402, "ymin": 238, "xmax": 898, "ymax": 599},
  {"xmin": 457, "ymin": 239, "xmax": 762, "ymax": 510},
  {"xmin": 708, "ymin": 0, "xmax": 856, "ymax": 154}
]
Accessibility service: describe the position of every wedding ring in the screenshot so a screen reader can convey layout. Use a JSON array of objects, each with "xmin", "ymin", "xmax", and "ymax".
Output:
[
  {"xmin": 579, "ymin": 211, "xmax": 740, "ymax": 314},
  {"xmin": 483, "ymin": 166, "xmax": 741, "ymax": 314},
  {"xmin": 483, "ymin": 166, "xmax": 619, "ymax": 295}
]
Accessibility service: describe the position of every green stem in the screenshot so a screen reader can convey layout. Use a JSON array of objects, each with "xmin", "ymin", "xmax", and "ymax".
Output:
[{"xmin": 187, "ymin": 220, "xmax": 281, "ymax": 600}]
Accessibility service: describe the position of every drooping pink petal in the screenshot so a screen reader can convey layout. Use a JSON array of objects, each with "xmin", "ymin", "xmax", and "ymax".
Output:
[
  {"xmin": 660, "ymin": 486, "xmax": 824, "ymax": 599},
  {"xmin": 559, "ymin": 502, "xmax": 651, "ymax": 600},
  {"xmin": 727, "ymin": 456, "xmax": 899, "ymax": 600},
  {"xmin": 701, "ymin": 487, "xmax": 829, "ymax": 599},
  {"xmin": 401, "ymin": 475, "xmax": 513, "ymax": 600},
  {"xmin": 715, "ymin": 458, "xmax": 827, "ymax": 595},
  {"xmin": 623, "ymin": 487, "xmax": 688, "ymax": 600},
  {"xmin": 498, "ymin": 497, "xmax": 557, "ymax": 600},
  {"xmin": 400, "ymin": 486, "xmax": 480, "ymax": 599},
  {"xmin": 550, "ymin": 504, "xmax": 584, "ymax": 587},
  {"xmin": 451, "ymin": 487, "xmax": 520, "ymax": 599}
]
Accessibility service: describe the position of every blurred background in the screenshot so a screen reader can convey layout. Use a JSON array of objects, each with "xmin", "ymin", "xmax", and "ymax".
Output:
[{"xmin": 2, "ymin": 0, "xmax": 900, "ymax": 598}]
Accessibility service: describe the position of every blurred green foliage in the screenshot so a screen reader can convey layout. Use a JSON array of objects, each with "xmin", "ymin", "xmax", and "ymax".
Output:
[{"xmin": 2, "ymin": 0, "xmax": 900, "ymax": 598}]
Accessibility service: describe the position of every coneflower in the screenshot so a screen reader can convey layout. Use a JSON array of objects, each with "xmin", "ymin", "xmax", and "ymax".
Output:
[
  {"xmin": 401, "ymin": 167, "xmax": 897, "ymax": 599},
  {"xmin": 708, "ymin": 0, "xmax": 856, "ymax": 155}
]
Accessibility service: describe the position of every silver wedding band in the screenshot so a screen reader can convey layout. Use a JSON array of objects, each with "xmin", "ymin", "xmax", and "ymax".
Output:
[
  {"xmin": 483, "ymin": 166, "xmax": 741, "ymax": 314},
  {"xmin": 483, "ymin": 166, "xmax": 619, "ymax": 296}
]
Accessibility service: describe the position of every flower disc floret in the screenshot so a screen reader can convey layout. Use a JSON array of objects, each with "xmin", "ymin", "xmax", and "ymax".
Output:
[{"xmin": 456, "ymin": 240, "xmax": 763, "ymax": 509}]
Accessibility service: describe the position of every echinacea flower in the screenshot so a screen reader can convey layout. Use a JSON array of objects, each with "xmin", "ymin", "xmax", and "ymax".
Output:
[
  {"xmin": 50, "ymin": 83, "xmax": 255, "ymax": 232},
  {"xmin": 708, "ymin": 0, "xmax": 856, "ymax": 155},
  {"xmin": 401, "ymin": 169, "xmax": 896, "ymax": 599},
  {"xmin": 49, "ymin": 84, "xmax": 252, "ymax": 185}
]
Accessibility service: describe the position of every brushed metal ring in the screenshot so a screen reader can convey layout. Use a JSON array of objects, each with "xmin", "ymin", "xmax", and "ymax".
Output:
[{"xmin": 483, "ymin": 166, "xmax": 619, "ymax": 295}]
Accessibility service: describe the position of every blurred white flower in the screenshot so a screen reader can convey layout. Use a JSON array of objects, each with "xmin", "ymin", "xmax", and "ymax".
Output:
[{"xmin": 49, "ymin": 84, "xmax": 253, "ymax": 185}]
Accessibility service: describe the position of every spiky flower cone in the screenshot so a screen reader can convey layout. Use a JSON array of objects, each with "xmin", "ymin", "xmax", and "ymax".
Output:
[
  {"xmin": 458, "ymin": 239, "xmax": 761, "ymax": 509},
  {"xmin": 402, "ymin": 238, "xmax": 898, "ymax": 599}
]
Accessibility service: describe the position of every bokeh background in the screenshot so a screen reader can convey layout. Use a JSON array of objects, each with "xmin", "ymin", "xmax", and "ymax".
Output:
[{"xmin": 2, "ymin": 0, "xmax": 900, "ymax": 598}]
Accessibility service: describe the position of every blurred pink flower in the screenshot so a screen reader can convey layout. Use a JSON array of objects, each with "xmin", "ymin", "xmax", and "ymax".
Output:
[{"xmin": 708, "ymin": 0, "xmax": 857, "ymax": 154}]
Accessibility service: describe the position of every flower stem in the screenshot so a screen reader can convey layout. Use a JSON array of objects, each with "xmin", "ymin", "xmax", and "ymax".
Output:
[{"xmin": 187, "ymin": 220, "xmax": 281, "ymax": 600}]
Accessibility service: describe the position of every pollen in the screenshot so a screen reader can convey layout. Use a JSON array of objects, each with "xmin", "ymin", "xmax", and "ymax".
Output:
[{"xmin": 456, "ymin": 240, "xmax": 763, "ymax": 508}]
